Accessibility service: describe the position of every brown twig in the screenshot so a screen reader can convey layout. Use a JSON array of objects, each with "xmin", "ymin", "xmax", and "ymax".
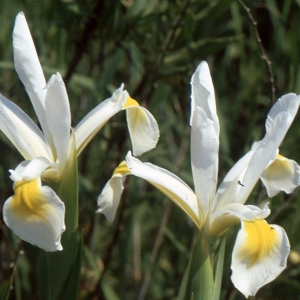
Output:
[{"xmin": 238, "ymin": 0, "xmax": 276, "ymax": 105}]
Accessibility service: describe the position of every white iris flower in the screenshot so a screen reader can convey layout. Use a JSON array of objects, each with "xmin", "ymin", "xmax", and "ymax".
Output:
[
  {"xmin": 1, "ymin": 12, "xmax": 159, "ymax": 252},
  {"xmin": 98, "ymin": 61, "xmax": 300, "ymax": 297}
]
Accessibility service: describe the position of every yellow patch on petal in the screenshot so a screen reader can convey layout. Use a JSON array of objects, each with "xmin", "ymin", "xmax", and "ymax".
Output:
[
  {"xmin": 113, "ymin": 161, "xmax": 131, "ymax": 176},
  {"xmin": 10, "ymin": 178, "xmax": 52, "ymax": 221},
  {"xmin": 238, "ymin": 219, "xmax": 278, "ymax": 266},
  {"xmin": 123, "ymin": 96, "xmax": 139, "ymax": 108},
  {"xmin": 264, "ymin": 155, "xmax": 292, "ymax": 180}
]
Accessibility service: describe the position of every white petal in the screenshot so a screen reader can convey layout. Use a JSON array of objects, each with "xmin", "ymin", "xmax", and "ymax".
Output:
[
  {"xmin": 0, "ymin": 94, "xmax": 52, "ymax": 160},
  {"xmin": 75, "ymin": 85, "xmax": 127, "ymax": 155},
  {"xmin": 260, "ymin": 155, "xmax": 300, "ymax": 197},
  {"xmin": 126, "ymin": 151, "xmax": 200, "ymax": 227},
  {"xmin": 10, "ymin": 157, "xmax": 52, "ymax": 181},
  {"xmin": 191, "ymin": 105, "xmax": 219, "ymax": 216},
  {"xmin": 125, "ymin": 106, "xmax": 159, "ymax": 156},
  {"xmin": 213, "ymin": 145, "xmax": 258, "ymax": 211},
  {"xmin": 210, "ymin": 203, "xmax": 270, "ymax": 236},
  {"xmin": 231, "ymin": 220, "xmax": 290, "ymax": 297},
  {"xmin": 97, "ymin": 161, "xmax": 130, "ymax": 222},
  {"xmin": 214, "ymin": 93, "xmax": 300, "ymax": 211},
  {"xmin": 190, "ymin": 62, "xmax": 219, "ymax": 217},
  {"xmin": 45, "ymin": 74, "xmax": 71, "ymax": 170},
  {"xmin": 190, "ymin": 61, "xmax": 219, "ymax": 133},
  {"xmin": 3, "ymin": 177, "xmax": 65, "ymax": 251},
  {"xmin": 13, "ymin": 12, "xmax": 53, "ymax": 144}
]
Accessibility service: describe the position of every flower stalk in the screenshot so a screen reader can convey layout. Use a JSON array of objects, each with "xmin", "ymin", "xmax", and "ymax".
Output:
[{"xmin": 38, "ymin": 135, "xmax": 81, "ymax": 299}]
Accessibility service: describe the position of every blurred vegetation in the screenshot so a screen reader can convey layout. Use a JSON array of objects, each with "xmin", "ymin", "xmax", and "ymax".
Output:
[{"xmin": 1, "ymin": 0, "xmax": 300, "ymax": 299}]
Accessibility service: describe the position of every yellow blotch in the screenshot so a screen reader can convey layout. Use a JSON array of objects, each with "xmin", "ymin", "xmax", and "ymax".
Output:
[
  {"xmin": 238, "ymin": 219, "xmax": 278, "ymax": 266},
  {"xmin": 264, "ymin": 154, "xmax": 292, "ymax": 180},
  {"xmin": 10, "ymin": 178, "xmax": 51, "ymax": 221},
  {"xmin": 114, "ymin": 161, "xmax": 131, "ymax": 176},
  {"xmin": 123, "ymin": 96, "xmax": 139, "ymax": 108}
]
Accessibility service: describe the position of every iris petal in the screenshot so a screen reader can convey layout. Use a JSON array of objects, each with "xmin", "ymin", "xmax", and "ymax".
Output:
[
  {"xmin": 13, "ymin": 12, "xmax": 55, "ymax": 145},
  {"xmin": 125, "ymin": 99, "xmax": 159, "ymax": 157},
  {"xmin": 260, "ymin": 154, "xmax": 300, "ymax": 197},
  {"xmin": 45, "ymin": 74, "xmax": 71, "ymax": 171},
  {"xmin": 125, "ymin": 152, "xmax": 200, "ymax": 227},
  {"xmin": 3, "ymin": 177, "xmax": 65, "ymax": 251},
  {"xmin": 74, "ymin": 85, "xmax": 127, "ymax": 155},
  {"xmin": 97, "ymin": 161, "xmax": 131, "ymax": 222},
  {"xmin": 231, "ymin": 220, "xmax": 290, "ymax": 297}
]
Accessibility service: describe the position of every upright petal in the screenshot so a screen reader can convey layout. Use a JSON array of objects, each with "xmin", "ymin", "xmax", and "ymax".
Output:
[
  {"xmin": 260, "ymin": 154, "xmax": 300, "ymax": 197},
  {"xmin": 191, "ymin": 106, "xmax": 219, "ymax": 218},
  {"xmin": 214, "ymin": 93, "xmax": 300, "ymax": 211},
  {"xmin": 75, "ymin": 85, "xmax": 127, "ymax": 156},
  {"xmin": 13, "ymin": 12, "xmax": 53, "ymax": 145},
  {"xmin": 124, "ymin": 97, "xmax": 159, "ymax": 156},
  {"xmin": 190, "ymin": 62, "xmax": 219, "ymax": 216},
  {"xmin": 126, "ymin": 152, "xmax": 200, "ymax": 228},
  {"xmin": 231, "ymin": 220, "xmax": 289, "ymax": 297},
  {"xmin": 3, "ymin": 176, "xmax": 65, "ymax": 251},
  {"xmin": 0, "ymin": 94, "xmax": 52, "ymax": 161},
  {"xmin": 97, "ymin": 161, "xmax": 131, "ymax": 222},
  {"xmin": 44, "ymin": 74, "xmax": 71, "ymax": 171}
]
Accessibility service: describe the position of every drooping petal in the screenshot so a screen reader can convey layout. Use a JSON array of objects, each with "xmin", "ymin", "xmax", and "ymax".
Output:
[
  {"xmin": 260, "ymin": 154, "xmax": 300, "ymax": 197},
  {"xmin": 0, "ymin": 94, "xmax": 52, "ymax": 161},
  {"xmin": 3, "ymin": 176, "xmax": 65, "ymax": 251},
  {"xmin": 125, "ymin": 151, "xmax": 200, "ymax": 228},
  {"xmin": 44, "ymin": 73, "xmax": 71, "ymax": 171},
  {"xmin": 213, "ymin": 93, "xmax": 300, "ymax": 211},
  {"xmin": 97, "ymin": 161, "xmax": 131, "ymax": 222},
  {"xmin": 124, "ymin": 97, "xmax": 159, "ymax": 156},
  {"xmin": 13, "ymin": 12, "xmax": 53, "ymax": 145},
  {"xmin": 74, "ymin": 85, "xmax": 127, "ymax": 156},
  {"xmin": 190, "ymin": 61, "xmax": 219, "ymax": 217},
  {"xmin": 231, "ymin": 220, "xmax": 290, "ymax": 298}
]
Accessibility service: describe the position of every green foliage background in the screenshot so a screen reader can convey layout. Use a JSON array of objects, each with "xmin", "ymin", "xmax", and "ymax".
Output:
[{"xmin": 1, "ymin": 0, "xmax": 300, "ymax": 299}]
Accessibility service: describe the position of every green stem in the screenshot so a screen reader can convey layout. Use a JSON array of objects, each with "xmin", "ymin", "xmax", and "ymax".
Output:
[
  {"xmin": 38, "ymin": 137, "xmax": 82, "ymax": 299},
  {"xmin": 181, "ymin": 231, "xmax": 226, "ymax": 300}
]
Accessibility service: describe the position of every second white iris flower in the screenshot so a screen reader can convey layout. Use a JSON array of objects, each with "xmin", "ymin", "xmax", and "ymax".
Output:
[{"xmin": 98, "ymin": 61, "xmax": 300, "ymax": 297}]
